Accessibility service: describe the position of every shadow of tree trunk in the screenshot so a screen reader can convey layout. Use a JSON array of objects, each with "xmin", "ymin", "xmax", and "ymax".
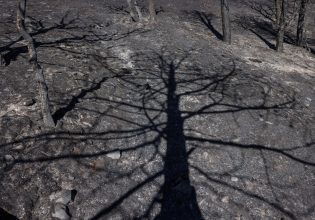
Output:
[{"xmin": 156, "ymin": 61, "xmax": 203, "ymax": 220}]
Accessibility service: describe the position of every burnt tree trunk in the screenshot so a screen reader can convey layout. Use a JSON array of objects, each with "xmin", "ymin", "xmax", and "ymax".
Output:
[
  {"xmin": 0, "ymin": 53, "xmax": 3, "ymax": 66},
  {"xmin": 296, "ymin": 0, "xmax": 308, "ymax": 46},
  {"xmin": 127, "ymin": 0, "xmax": 143, "ymax": 22},
  {"xmin": 127, "ymin": 0, "xmax": 136, "ymax": 21},
  {"xmin": 276, "ymin": 0, "xmax": 285, "ymax": 52},
  {"xmin": 134, "ymin": 0, "xmax": 143, "ymax": 21},
  {"xmin": 275, "ymin": 0, "xmax": 281, "ymax": 26},
  {"xmin": 148, "ymin": 0, "xmax": 156, "ymax": 22},
  {"xmin": 221, "ymin": 0, "xmax": 231, "ymax": 44},
  {"xmin": 17, "ymin": 0, "xmax": 55, "ymax": 127}
]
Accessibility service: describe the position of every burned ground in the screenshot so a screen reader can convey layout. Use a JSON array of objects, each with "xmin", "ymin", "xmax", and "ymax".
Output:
[{"xmin": 0, "ymin": 0, "xmax": 314, "ymax": 219}]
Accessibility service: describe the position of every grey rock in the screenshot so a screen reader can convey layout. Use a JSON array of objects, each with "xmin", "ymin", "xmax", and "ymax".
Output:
[
  {"xmin": 221, "ymin": 196, "xmax": 229, "ymax": 203},
  {"xmin": 50, "ymin": 190, "xmax": 77, "ymax": 205},
  {"xmin": 231, "ymin": 177, "xmax": 239, "ymax": 182},
  {"xmin": 12, "ymin": 144, "xmax": 24, "ymax": 151},
  {"xmin": 106, "ymin": 151, "xmax": 121, "ymax": 160},
  {"xmin": 4, "ymin": 155, "xmax": 14, "ymax": 164},
  {"xmin": 304, "ymin": 97, "xmax": 312, "ymax": 107},
  {"xmin": 56, "ymin": 191, "xmax": 72, "ymax": 205},
  {"xmin": 52, "ymin": 203, "xmax": 70, "ymax": 220},
  {"xmin": 22, "ymin": 98, "xmax": 36, "ymax": 106},
  {"xmin": 94, "ymin": 158, "xmax": 106, "ymax": 169}
]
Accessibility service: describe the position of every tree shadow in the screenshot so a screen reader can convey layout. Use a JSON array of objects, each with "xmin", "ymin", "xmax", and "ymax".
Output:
[
  {"xmin": 249, "ymin": 28, "xmax": 275, "ymax": 50},
  {"xmin": 236, "ymin": 14, "xmax": 315, "ymax": 54},
  {"xmin": 307, "ymin": 38, "xmax": 315, "ymax": 55},
  {"xmin": 184, "ymin": 10, "xmax": 223, "ymax": 40},
  {"xmin": 46, "ymin": 28, "xmax": 146, "ymax": 123},
  {"xmin": 155, "ymin": 58, "xmax": 203, "ymax": 219},
  {"xmin": 52, "ymin": 76, "xmax": 109, "ymax": 123},
  {"xmin": 1, "ymin": 46, "xmax": 28, "ymax": 66},
  {"xmin": 193, "ymin": 11, "xmax": 223, "ymax": 40},
  {"xmin": 236, "ymin": 15, "xmax": 300, "ymax": 50},
  {"xmin": 0, "ymin": 11, "xmax": 148, "ymax": 127},
  {"xmin": 0, "ymin": 207, "xmax": 19, "ymax": 220},
  {"xmin": 0, "ymin": 12, "xmax": 78, "ymax": 66},
  {"xmin": 0, "ymin": 44, "xmax": 314, "ymax": 220}
]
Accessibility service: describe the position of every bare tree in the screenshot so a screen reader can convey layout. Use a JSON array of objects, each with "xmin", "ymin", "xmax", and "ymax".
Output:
[
  {"xmin": 148, "ymin": 0, "xmax": 156, "ymax": 22},
  {"xmin": 221, "ymin": 0, "xmax": 231, "ymax": 44},
  {"xmin": 276, "ymin": 0, "xmax": 286, "ymax": 52},
  {"xmin": 247, "ymin": 0, "xmax": 299, "ymax": 27},
  {"xmin": 17, "ymin": 0, "xmax": 55, "ymax": 127},
  {"xmin": 248, "ymin": 0, "xmax": 300, "ymax": 52},
  {"xmin": 127, "ymin": 0, "xmax": 143, "ymax": 22},
  {"xmin": 275, "ymin": 0, "xmax": 282, "ymax": 26},
  {"xmin": 127, "ymin": 0, "xmax": 156, "ymax": 23},
  {"xmin": 275, "ymin": 0, "xmax": 309, "ymax": 51},
  {"xmin": 296, "ymin": 0, "xmax": 309, "ymax": 46}
]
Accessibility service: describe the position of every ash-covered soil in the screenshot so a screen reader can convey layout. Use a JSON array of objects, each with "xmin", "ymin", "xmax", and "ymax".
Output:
[{"xmin": 0, "ymin": 0, "xmax": 315, "ymax": 220}]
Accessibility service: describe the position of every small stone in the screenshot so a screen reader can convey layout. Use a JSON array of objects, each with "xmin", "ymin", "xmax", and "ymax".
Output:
[
  {"xmin": 50, "ymin": 190, "xmax": 77, "ymax": 205},
  {"xmin": 202, "ymin": 152, "xmax": 209, "ymax": 159},
  {"xmin": 249, "ymin": 58, "xmax": 262, "ymax": 63},
  {"xmin": 52, "ymin": 203, "xmax": 70, "ymax": 220},
  {"xmin": 232, "ymin": 137, "xmax": 241, "ymax": 142},
  {"xmin": 22, "ymin": 98, "xmax": 36, "ymax": 106},
  {"xmin": 106, "ymin": 151, "xmax": 121, "ymax": 160},
  {"xmin": 72, "ymin": 147, "xmax": 81, "ymax": 155},
  {"xmin": 235, "ymin": 215, "xmax": 242, "ymax": 220},
  {"xmin": 231, "ymin": 177, "xmax": 239, "ymax": 182},
  {"xmin": 245, "ymin": 180, "xmax": 254, "ymax": 190},
  {"xmin": 55, "ymin": 191, "xmax": 72, "ymax": 205},
  {"xmin": 4, "ymin": 155, "xmax": 14, "ymax": 164},
  {"xmin": 12, "ymin": 144, "xmax": 24, "ymax": 151},
  {"xmin": 221, "ymin": 196, "xmax": 229, "ymax": 203},
  {"xmin": 304, "ymin": 97, "xmax": 312, "ymax": 107},
  {"xmin": 94, "ymin": 159, "xmax": 106, "ymax": 169},
  {"xmin": 61, "ymin": 182, "xmax": 75, "ymax": 191}
]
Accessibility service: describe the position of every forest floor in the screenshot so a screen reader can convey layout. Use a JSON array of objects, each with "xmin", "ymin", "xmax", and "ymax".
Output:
[{"xmin": 0, "ymin": 0, "xmax": 315, "ymax": 219}]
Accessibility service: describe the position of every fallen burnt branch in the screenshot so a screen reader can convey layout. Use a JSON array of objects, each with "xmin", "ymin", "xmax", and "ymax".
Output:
[{"xmin": 16, "ymin": 0, "xmax": 55, "ymax": 127}]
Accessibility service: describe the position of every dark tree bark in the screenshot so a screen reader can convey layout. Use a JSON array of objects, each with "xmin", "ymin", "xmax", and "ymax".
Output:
[
  {"xmin": 17, "ymin": 0, "xmax": 55, "ymax": 127},
  {"xmin": 276, "ymin": 0, "xmax": 286, "ymax": 52},
  {"xmin": 0, "ymin": 53, "xmax": 3, "ymax": 66},
  {"xmin": 148, "ymin": 0, "xmax": 156, "ymax": 23},
  {"xmin": 127, "ymin": 0, "xmax": 135, "ymax": 21},
  {"xmin": 296, "ymin": 0, "xmax": 309, "ymax": 46},
  {"xmin": 221, "ymin": 0, "xmax": 231, "ymax": 44},
  {"xmin": 275, "ymin": 0, "xmax": 282, "ymax": 26}
]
